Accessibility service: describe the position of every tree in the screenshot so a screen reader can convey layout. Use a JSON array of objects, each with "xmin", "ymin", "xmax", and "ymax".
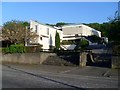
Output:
[
  {"xmin": 2, "ymin": 20, "xmax": 38, "ymax": 45},
  {"xmin": 56, "ymin": 22, "xmax": 68, "ymax": 27},
  {"xmin": 55, "ymin": 31, "xmax": 60, "ymax": 50},
  {"xmin": 74, "ymin": 39, "xmax": 89, "ymax": 50},
  {"xmin": 107, "ymin": 11, "xmax": 120, "ymax": 44},
  {"xmin": 86, "ymin": 23, "xmax": 101, "ymax": 31},
  {"xmin": 46, "ymin": 23, "xmax": 55, "ymax": 27}
]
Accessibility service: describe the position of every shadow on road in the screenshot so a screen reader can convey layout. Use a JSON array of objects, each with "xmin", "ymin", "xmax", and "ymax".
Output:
[{"xmin": 86, "ymin": 61, "xmax": 111, "ymax": 68}]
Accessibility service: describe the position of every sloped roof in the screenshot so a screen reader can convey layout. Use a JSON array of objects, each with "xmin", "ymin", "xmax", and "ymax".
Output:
[{"xmin": 30, "ymin": 20, "xmax": 57, "ymax": 30}]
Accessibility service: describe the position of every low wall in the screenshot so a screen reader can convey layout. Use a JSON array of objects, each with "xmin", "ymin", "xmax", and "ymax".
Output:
[
  {"xmin": 39, "ymin": 53, "xmax": 56, "ymax": 64},
  {"xmin": 2, "ymin": 53, "xmax": 56, "ymax": 64},
  {"xmin": 111, "ymin": 55, "xmax": 120, "ymax": 69},
  {"xmin": 2, "ymin": 52, "xmax": 87, "ymax": 67}
]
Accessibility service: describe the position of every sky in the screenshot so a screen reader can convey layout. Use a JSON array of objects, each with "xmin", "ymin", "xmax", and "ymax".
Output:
[{"xmin": 1, "ymin": 2, "xmax": 119, "ymax": 25}]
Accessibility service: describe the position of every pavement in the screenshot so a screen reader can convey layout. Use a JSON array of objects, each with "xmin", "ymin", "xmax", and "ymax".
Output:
[
  {"xmin": 2, "ymin": 63, "xmax": 119, "ymax": 78},
  {"xmin": 2, "ymin": 63, "xmax": 119, "ymax": 88}
]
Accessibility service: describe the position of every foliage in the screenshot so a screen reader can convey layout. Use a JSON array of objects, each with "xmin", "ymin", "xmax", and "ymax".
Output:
[
  {"xmin": 85, "ymin": 23, "xmax": 101, "ymax": 31},
  {"xmin": 46, "ymin": 22, "xmax": 68, "ymax": 27},
  {"xmin": 55, "ymin": 31, "xmax": 60, "ymax": 50},
  {"xmin": 113, "ymin": 45, "xmax": 120, "ymax": 55},
  {"xmin": 61, "ymin": 40, "xmax": 76, "ymax": 45},
  {"xmin": 104, "ymin": 11, "xmax": 120, "ymax": 44},
  {"xmin": 56, "ymin": 22, "xmax": 68, "ymax": 27},
  {"xmin": 22, "ymin": 21, "xmax": 30, "ymax": 27},
  {"xmin": 86, "ymin": 11, "xmax": 120, "ymax": 44},
  {"xmin": 2, "ymin": 20, "xmax": 38, "ymax": 45},
  {"xmin": 3, "ymin": 44, "xmax": 25, "ymax": 53},
  {"xmin": 0, "ymin": 48, "xmax": 2, "ymax": 53},
  {"xmin": 46, "ymin": 23, "xmax": 55, "ymax": 27},
  {"xmin": 25, "ymin": 45, "xmax": 42, "ymax": 53},
  {"xmin": 2, "ymin": 44, "xmax": 42, "ymax": 53},
  {"xmin": 85, "ymin": 23, "xmax": 109, "ymax": 37},
  {"xmin": 2, "ymin": 47, "xmax": 9, "ymax": 53},
  {"xmin": 106, "ymin": 11, "xmax": 120, "ymax": 54},
  {"xmin": 75, "ymin": 39, "xmax": 89, "ymax": 50},
  {"xmin": 107, "ymin": 22, "xmax": 120, "ymax": 43},
  {"xmin": 87, "ymin": 35, "xmax": 102, "ymax": 43},
  {"xmin": 80, "ymin": 39, "xmax": 89, "ymax": 49}
]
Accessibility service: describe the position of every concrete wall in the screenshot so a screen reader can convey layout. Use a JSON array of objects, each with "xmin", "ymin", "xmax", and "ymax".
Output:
[
  {"xmin": 3, "ymin": 52, "xmax": 118, "ymax": 68},
  {"xmin": 62, "ymin": 24, "xmax": 101, "ymax": 37},
  {"xmin": 30, "ymin": 20, "xmax": 62, "ymax": 50},
  {"xmin": 2, "ymin": 53, "xmax": 56, "ymax": 64},
  {"xmin": 2, "ymin": 52, "xmax": 88, "ymax": 67},
  {"xmin": 62, "ymin": 25, "xmax": 83, "ymax": 35},
  {"xmin": 111, "ymin": 55, "xmax": 120, "ymax": 69},
  {"xmin": 61, "ymin": 45, "xmax": 76, "ymax": 50},
  {"xmin": 39, "ymin": 53, "xmax": 56, "ymax": 64}
]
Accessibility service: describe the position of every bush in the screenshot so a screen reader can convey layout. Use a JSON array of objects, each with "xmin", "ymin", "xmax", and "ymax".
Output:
[
  {"xmin": 25, "ymin": 45, "xmax": 42, "ymax": 53},
  {"xmin": 80, "ymin": 39, "xmax": 89, "ymax": 49},
  {"xmin": 61, "ymin": 40, "xmax": 76, "ymax": 45},
  {"xmin": 0, "ymin": 48, "xmax": 2, "ymax": 53},
  {"xmin": 10, "ymin": 44, "xmax": 25, "ymax": 53},
  {"xmin": 113, "ymin": 45, "xmax": 120, "ymax": 55},
  {"xmin": 2, "ymin": 47, "xmax": 9, "ymax": 53},
  {"xmin": 3, "ymin": 44, "xmax": 25, "ymax": 53},
  {"xmin": 75, "ymin": 39, "xmax": 89, "ymax": 50},
  {"xmin": 2, "ymin": 44, "xmax": 42, "ymax": 53},
  {"xmin": 87, "ymin": 35, "xmax": 102, "ymax": 43}
]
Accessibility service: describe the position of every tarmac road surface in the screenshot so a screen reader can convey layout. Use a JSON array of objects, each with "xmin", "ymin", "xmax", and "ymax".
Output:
[{"xmin": 2, "ymin": 64, "xmax": 119, "ymax": 89}]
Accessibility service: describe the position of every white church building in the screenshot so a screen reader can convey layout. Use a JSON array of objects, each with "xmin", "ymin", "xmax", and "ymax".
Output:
[{"xmin": 29, "ymin": 20, "xmax": 102, "ymax": 50}]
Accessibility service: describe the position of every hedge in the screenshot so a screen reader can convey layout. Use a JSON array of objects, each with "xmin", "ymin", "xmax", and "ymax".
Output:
[
  {"xmin": 2, "ymin": 44, "xmax": 42, "ymax": 53},
  {"xmin": 25, "ymin": 45, "xmax": 42, "ymax": 53},
  {"xmin": 3, "ymin": 44, "xmax": 25, "ymax": 53},
  {"xmin": 113, "ymin": 45, "xmax": 120, "ymax": 55},
  {"xmin": 75, "ymin": 39, "xmax": 89, "ymax": 50}
]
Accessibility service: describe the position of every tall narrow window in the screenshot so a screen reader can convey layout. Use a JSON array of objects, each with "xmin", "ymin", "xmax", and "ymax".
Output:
[{"xmin": 35, "ymin": 25, "xmax": 38, "ymax": 33}]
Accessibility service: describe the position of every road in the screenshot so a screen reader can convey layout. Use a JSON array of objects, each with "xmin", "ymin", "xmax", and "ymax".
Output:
[{"xmin": 2, "ymin": 64, "xmax": 119, "ymax": 89}]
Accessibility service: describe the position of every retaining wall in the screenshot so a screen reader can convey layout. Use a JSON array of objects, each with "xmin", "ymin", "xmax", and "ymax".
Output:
[
  {"xmin": 1, "ymin": 52, "xmax": 87, "ymax": 67},
  {"xmin": 2, "ymin": 52, "xmax": 119, "ymax": 68},
  {"xmin": 2, "ymin": 53, "xmax": 56, "ymax": 64},
  {"xmin": 111, "ymin": 55, "xmax": 120, "ymax": 69}
]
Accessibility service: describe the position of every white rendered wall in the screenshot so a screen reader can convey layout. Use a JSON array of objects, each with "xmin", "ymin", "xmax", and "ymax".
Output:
[
  {"xmin": 62, "ymin": 24, "xmax": 101, "ymax": 38},
  {"xmin": 30, "ymin": 20, "xmax": 62, "ymax": 50}
]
